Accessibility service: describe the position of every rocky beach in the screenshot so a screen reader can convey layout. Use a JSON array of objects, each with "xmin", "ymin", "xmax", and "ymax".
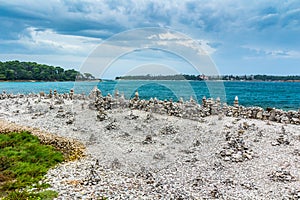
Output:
[{"xmin": 0, "ymin": 89, "xmax": 299, "ymax": 199}]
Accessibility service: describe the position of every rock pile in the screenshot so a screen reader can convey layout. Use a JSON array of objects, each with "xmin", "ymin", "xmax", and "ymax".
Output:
[
  {"xmin": 268, "ymin": 169, "xmax": 296, "ymax": 182},
  {"xmin": 82, "ymin": 161, "xmax": 102, "ymax": 186},
  {"xmin": 0, "ymin": 89, "xmax": 86, "ymax": 101},
  {"xmin": 224, "ymin": 105, "xmax": 300, "ymax": 125},
  {"xmin": 271, "ymin": 126, "xmax": 290, "ymax": 146},
  {"xmin": 160, "ymin": 125, "xmax": 178, "ymax": 135},
  {"xmin": 96, "ymin": 108, "xmax": 108, "ymax": 121},
  {"xmin": 83, "ymin": 89, "xmax": 300, "ymax": 125},
  {"xmin": 293, "ymin": 149, "xmax": 300, "ymax": 156},
  {"xmin": 105, "ymin": 120, "xmax": 119, "ymax": 130},
  {"xmin": 219, "ymin": 131, "xmax": 255, "ymax": 162},
  {"xmin": 1, "ymin": 90, "xmax": 300, "ymax": 125},
  {"xmin": 136, "ymin": 167, "xmax": 155, "ymax": 185},
  {"xmin": 125, "ymin": 111, "xmax": 139, "ymax": 120}
]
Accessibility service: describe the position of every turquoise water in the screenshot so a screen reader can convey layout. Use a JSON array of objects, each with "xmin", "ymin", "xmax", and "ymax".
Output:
[{"xmin": 0, "ymin": 81, "xmax": 299, "ymax": 110}]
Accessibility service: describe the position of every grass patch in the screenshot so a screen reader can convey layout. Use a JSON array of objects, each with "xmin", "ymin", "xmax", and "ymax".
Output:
[
  {"xmin": 4, "ymin": 190, "xmax": 58, "ymax": 200},
  {"xmin": 0, "ymin": 131, "xmax": 64, "ymax": 199}
]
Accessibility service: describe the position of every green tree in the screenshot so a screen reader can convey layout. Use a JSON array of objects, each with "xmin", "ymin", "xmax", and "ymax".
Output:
[
  {"xmin": 0, "ymin": 74, "xmax": 6, "ymax": 80},
  {"xmin": 5, "ymin": 69, "xmax": 15, "ymax": 80},
  {"xmin": 83, "ymin": 72, "xmax": 95, "ymax": 80}
]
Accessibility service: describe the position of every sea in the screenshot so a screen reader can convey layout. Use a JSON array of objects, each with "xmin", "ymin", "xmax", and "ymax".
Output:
[{"xmin": 0, "ymin": 80, "xmax": 299, "ymax": 111}]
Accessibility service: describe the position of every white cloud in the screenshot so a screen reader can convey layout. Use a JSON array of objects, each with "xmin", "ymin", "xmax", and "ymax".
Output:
[
  {"xmin": 18, "ymin": 27, "xmax": 101, "ymax": 56},
  {"xmin": 242, "ymin": 45, "xmax": 300, "ymax": 59},
  {"xmin": 158, "ymin": 32, "xmax": 182, "ymax": 40},
  {"xmin": 148, "ymin": 32, "xmax": 216, "ymax": 55}
]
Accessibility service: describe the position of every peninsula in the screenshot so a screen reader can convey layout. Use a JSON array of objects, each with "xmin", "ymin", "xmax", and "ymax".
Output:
[{"xmin": 0, "ymin": 60, "xmax": 96, "ymax": 81}]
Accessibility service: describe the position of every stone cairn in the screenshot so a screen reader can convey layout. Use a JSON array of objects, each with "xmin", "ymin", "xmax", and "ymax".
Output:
[
  {"xmin": 271, "ymin": 126, "xmax": 290, "ymax": 146},
  {"xmin": 234, "ymin": 96, "xmax": 239, "ymax": 107},
  {"xmin": 69, "ymin": 89, "xmax": 74, "ymax": 100},
  {"xmin": 0, "ymin": 90, "xmax": 300, "ymax": 125},
  {"xmin": 219, "ymin": 131, "xmax": 255, "ymax": 162},
  {"xmin": 268, "ymin": 169, "xmax": 296, "ymax": 182}
]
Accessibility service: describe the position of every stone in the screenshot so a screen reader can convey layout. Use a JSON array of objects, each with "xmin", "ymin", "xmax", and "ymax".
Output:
[
  {"xmin": 143, "ymin": 135, "xmax": 153, "ymax": 144},
  {"xmin": 153, "ymin": 152, "xmax": 165, "ymax": 160},
  {"xmin": 179, "ymin": 97, "xmax": 184, "ymax": 104},
  {"xmin": 58, "ymin": 106, "xmax": 64, "ymax": 112},
  {"xmin": 66, "ymin": 117, "xmax": 75, "ymax": 125},
  {"xmin": 256, "ymin": 111, "xmax": 263, "ymax": 119},
  {"xmin": 54, "ymin": 90, "xmax": 57, "ymax": 97},
  {"xmin": 134, "ymin": 90, "xmax": 139, "ymax": 101},
  {"xmin": 90, "ymin": 86, "xmax": 101, "ymax": 99},
  {"xmin": 114, "ymin": 90, "xmax": 119, "ymax": 98},
  {"xmin": 276, "ymin": 134, "xmax": 290, "ymax": 145},
  {"xmin": 111, "ymin": 158, "xmax": 121, "ymax": 169},
  {"xmin": 243, "ymin": 153, "xmax": 252, "ymax": 160},
  {"xmin": 49, "ymin": 89, "xmax": 53, "ymax": 98},
  {"xmin": 232, "ymin": 152, "xmax": 243, "ymax": 161},
  {"xmin": 39, "ymin": 91, "xmax": 45, "ymax": 97},
  {"xmin": 125, "ymin": 111, "xmax": 139, "ymax": 120},
  {"xmin": 190, "ymin": 96, "xmax": 195, "ymax": 104},
  {"xmin": 105, "ymin": 120, "xmax": 118, "ymax": 130},
  {"xmin": 193, "ymin": 140, "xmax": 201, "ymax": 147},
  {"xmin": 291, "ymin": 118, "xmax": 300, "ymax": 124},
  {"xmin": 271, "ymin": 141, "xmax": 280, "ymax": 146},
  {"xmin": 293, "ymin": 149, "xmax": 300, "ymax": 156},
  {"xmin": 69, "ymin": 89, "xmax": 74, "ymax": 100},
  {"xmin": 234, "ymin": 96, "xmax": 239, "ymax": 107},
  {"xmin": 224, "ymin": 149, "xmax": 234, "ymax": 156},
  {"xmin": 224, "ymin": 157, "xmax": 231, "ymax": 161},
  {"xmin": 49, "ymin": 104, "xmax": 54, "ymax": 110},
  {"xmin": 96, "ymin": 108, "xmax": 108, "ymax": 121}
]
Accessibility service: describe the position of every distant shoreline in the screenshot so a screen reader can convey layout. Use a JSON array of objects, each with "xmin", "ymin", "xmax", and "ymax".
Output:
[
  {"xmin": 1, "ymin": 79, "xmax": 300, "ymax": 83},
  {"xmin": 114, "ymin": 79, "xmax": 300, "ymax": 83},
  {"xmin": 115, "ymin": 74, "xmax": 300, "ymax": 82}
]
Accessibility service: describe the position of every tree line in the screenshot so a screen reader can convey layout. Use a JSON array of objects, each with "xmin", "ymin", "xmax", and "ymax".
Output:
[
  {"xmin": 0, "ymin": 60, "xmax": 95, "ymax": 81},
  {"xmin": 115, "ymin": 74, "xmax": 203, "ymax": 81},
  {"xmin": 115, "ymin": 74, "xmax": 300, "ymax": 81}
]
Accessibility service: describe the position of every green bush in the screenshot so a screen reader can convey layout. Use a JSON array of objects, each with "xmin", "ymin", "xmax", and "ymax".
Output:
[
  {"xmin": 0, "ymin": 131, "xmax": 63, "ymax": 199},
  {"xmin": 4, "ymin": 190, "xmax": 58, "ymax": 200}
]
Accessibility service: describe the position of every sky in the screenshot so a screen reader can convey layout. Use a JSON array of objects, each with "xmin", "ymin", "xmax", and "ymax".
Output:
[{"xmin": 0, "ymin": 0, "xmax": 300, "ymax": 78}]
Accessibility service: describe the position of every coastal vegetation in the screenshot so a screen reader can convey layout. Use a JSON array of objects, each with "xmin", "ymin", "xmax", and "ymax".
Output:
[
  {"xmin": 0, "ymin": 131, "xmax": 64, "ymax": 199},
  {"xmin": 223, "ymin": 75, "xmax": 300, "ymax": 81},
  {"xmin": 1, "ymin": 60, "xmax": 299, "ymax": 82},
  {"xmin": 116, "ymin": 74, "xmax": 300, "ymax": 81},
  {"xmin": 115, "ymin": 74, "xmax": 203, "ymax": 81},
  {"xmin": 0, "ymin": 60, "xmax": 95, "ymax": 81}
]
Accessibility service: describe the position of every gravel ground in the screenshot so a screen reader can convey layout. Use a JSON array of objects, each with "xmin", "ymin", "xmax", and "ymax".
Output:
[{"xmin": 0, "ymin": 96, "xmax": 299, "ymax": 199}]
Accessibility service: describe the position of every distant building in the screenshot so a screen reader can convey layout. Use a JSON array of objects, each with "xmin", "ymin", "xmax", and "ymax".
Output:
[{"xmin": 199, "ymin": 74, "xmax": 209, "ymax": 80}]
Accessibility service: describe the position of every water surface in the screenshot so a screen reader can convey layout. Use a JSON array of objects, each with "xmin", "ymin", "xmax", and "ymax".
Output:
[{"xmin": 0, "ymin": 81, "xmax": 299, "ymax": 110}]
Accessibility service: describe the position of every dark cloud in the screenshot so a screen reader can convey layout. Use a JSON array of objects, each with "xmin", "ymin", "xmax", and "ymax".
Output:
[
  {"xmin": 0, "ymin": 0, "xmax": 298, "ymax": 41},
  {"xmin": 0, "ymin": 0, "xmax": 299, "ymax": 75}
]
